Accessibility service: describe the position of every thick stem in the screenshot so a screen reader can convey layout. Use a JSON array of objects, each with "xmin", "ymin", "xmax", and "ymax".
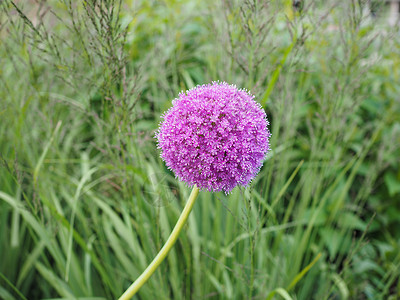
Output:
[{"xmin": 119, "ymin": 185, "xmax": 200, "ymax": 300}]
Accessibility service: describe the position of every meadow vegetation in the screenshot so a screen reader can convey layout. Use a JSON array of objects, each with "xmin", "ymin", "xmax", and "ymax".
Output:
[{"xmin": 0, "ymin": 0, "xmax": 399, "ymax": 299}]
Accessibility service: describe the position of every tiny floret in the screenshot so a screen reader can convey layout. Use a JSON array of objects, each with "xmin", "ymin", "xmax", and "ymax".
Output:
[{"xmin": 156, "ymin": 82, "xmax": 270, "ymax": 193}]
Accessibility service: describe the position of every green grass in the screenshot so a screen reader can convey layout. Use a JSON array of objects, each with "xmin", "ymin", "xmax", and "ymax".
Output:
[{"xmin": 1, "ymin": 0, "xmax": 400, "ymax": 299}]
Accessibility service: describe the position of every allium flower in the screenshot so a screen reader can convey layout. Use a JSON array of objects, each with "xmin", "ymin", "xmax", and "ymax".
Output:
[{"xmin": 156, "ymin": 82, "xmax": 270, "ymax": 193}]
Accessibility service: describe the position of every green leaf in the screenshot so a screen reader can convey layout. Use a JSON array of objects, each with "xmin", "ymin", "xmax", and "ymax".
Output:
[
  {"xmin": 337, "ymin": 212, "xmax": 366, "ymax": 231},
  {"xmin": 301, "ymin": 208, "xmax": 327, "ymax": 226},
  {"xmin": 384, "ymin": 172, "xmax": 400, "ymax": 197},
  {"xmin": 35, "ymin": 263, "xmax": 74, "ymax": 298},
  {"xmin": 287, "ymin": 253, "xmax": 321, "ymax": 291},
  {"xmin": 320, "ymin": 228, "xmax": 342, "ymax": 257},
  {"xmin": 331, "ymin": 273, "xmax": 349, "ymax": 299},
  {"xmin": 266, "ymin": 287, "xmax": 293, "ymax": 300}
]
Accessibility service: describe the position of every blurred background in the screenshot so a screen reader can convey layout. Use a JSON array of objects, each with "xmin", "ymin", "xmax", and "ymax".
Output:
[{"xmin": 0, "ymin": 0, "xmax": 399, "ymax": 299}]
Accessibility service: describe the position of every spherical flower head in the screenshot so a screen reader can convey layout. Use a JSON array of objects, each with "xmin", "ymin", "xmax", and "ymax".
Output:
[{"xmin": 156, "ymin": 82, "xmax": 270, "ymax": 193}]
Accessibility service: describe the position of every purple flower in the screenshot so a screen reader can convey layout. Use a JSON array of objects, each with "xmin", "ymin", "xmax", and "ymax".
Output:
[{"xmin": 156, "ymin": 82, "xmax": 270, "ymax": 193}]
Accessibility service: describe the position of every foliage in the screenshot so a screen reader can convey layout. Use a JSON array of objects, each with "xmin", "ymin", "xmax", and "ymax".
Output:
[{"xmin": 0, "ymin": 0, "xmax": 399, "ymax": 299}]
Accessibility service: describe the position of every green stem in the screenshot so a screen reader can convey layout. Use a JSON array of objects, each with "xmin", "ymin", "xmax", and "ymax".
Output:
[{"xmin": 119, "ymin": 185, "xmax": 200, "ymax": 300}]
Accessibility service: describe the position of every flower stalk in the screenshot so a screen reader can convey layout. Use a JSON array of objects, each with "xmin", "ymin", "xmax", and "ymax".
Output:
[{"xmin": 119, "ymin": 185, "xmax": 200, "ymax": 300}]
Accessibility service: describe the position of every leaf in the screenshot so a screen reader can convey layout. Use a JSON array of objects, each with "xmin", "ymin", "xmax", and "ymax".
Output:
[
  {"xmin": 0, "ymin": 271, "xmax": 27, "ymax": 300},
  {"xmin": 384, "ymin": 172, "xmax": 400, "ymax": 197},
  {"xmin": 274, "ymin": 288, "xmax": 293, "ymax": 300},
  {"xmin": 338, "ymin": 212, "xmax": 366, "ymax": 231},
  {"xmin": 266, "ymin": 287, "xmax": 293, "ymax": 300},
  {"xmin": 33, "ymin": 121, "xmax": 62, "ymax": 185},
  {"xmin": 320, "ymin": 228, "xmax": 342, "ymax": 258},
  {"xmin": 331, "ymin": 273, "xmax": 349, "ymax": 299},
  {"xmin": 261, "ymin": 37, "xmax": 297, "ymax": 107},
  {"xmin": 35, "ymin": 263, "xmax": 74, "ymax": 298},
  {"xmin": 287, "ymin": 253, "xmax": 321, "ymax": 291},
  {"xmin": 301, "ymin": 208, "xmax": 327, "ymax": 226},
  {"xmin": 354, "ymin": 260, "xmax": 384, "ymax": 275},
  {"xmin": 0, "ymin": 286, "xmax": 16, "ymax": 300}
]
